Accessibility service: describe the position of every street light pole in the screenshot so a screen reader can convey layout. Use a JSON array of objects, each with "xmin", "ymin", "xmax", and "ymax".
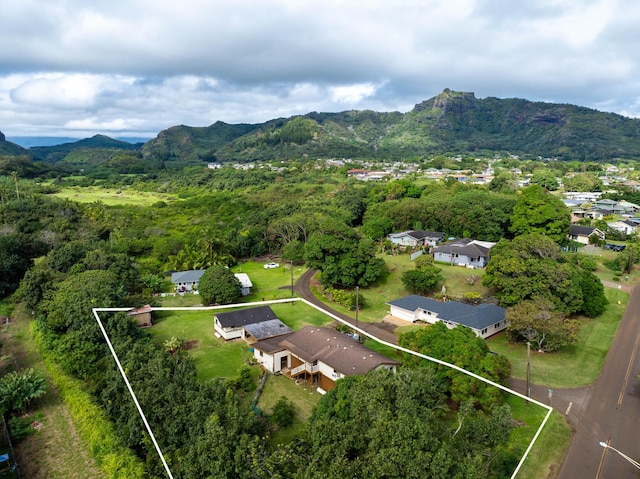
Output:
[{"xmin": 599, "ymin": 441, "xmax": 640, "ymax": 470}]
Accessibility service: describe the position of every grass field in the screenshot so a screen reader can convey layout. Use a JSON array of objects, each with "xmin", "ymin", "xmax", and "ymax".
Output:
[
  {"xmin": 505, "ymin": 395, "xmax": 571, "ymax": 479},
  {"xmin": 51, "ymin": 186, "xmax": 179, "ymax": 206},
  {"xmin": 487, "ymin": 287, "xmax": 629, "ymax": 388}
]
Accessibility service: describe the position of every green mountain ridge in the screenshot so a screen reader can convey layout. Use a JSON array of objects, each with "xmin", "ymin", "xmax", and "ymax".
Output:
[
  {"xmin": 142, "ymin": 89, "xmax": 640, "ymax": 162},
  {"xmin": 3, "ymin": 89, "xmax": 640, "ymax": 165}
]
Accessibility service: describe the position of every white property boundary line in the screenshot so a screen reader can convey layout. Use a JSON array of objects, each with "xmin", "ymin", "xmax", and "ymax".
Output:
[{"xmin": 94, "ymin": 298, "xmax": 553, "ymax": 479}]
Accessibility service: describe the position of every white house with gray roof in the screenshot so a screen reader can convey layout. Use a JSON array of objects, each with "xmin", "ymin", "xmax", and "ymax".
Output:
[
  {"xmin": 386, "ymin": 295, "xmax": 508, "ymax": 339},
  {"xmin": 433, "ymin": 239, "xmax": 496, "ymax": 269}
]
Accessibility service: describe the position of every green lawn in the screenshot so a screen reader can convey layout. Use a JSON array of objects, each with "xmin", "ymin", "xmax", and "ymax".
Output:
[
  {"xmin": 51, "ymin": 186, "xmax": 179, "ymax": 206},
  {"xmin": 232, "ymin": 261, "xmax": 305, "ymax": 302},
  {"xmin": 487, "ymin": 287, "xmax": 629, "ymax": 388},
  {"xmin": 256, "ymin": 373, "xmax": 322, "ymax": 444},
  {"xmin": 505, "ymin": 395, "xmax": 571, "ymax": 479}
]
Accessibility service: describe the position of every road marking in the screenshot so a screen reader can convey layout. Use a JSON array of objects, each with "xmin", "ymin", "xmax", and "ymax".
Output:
[
  {"xmin": 565, "ymin": 402, "xmax": 572, "ymax": 415},
  {"xmin": 596, "ymin": 439, "xmax": 609, "ymax": 479},
  {"xmin": 618, "ymin": 332, "xmax": 640, "ymax": 406}
]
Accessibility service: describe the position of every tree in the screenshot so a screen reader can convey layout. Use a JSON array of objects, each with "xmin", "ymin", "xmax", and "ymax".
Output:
[
  {"xmin": 579, "ymin": 270, "xmax": 608, "ymax": 317},
  {"xmin": 271, "ymin": 396, "xmax": 295, "ymax": 428},
  {"xmin": 483, "ymin": 234, "xmax": 585, "ymax": 313},
  {"xmin": 304, "ymin": 218, "xmax": 385, "ymax": 288},
  {"xmin": 505, "ymin": 299, "xmax": 579, "ymax": 352},
  {"xmin": 563, "ymin": 173, "xmax": 603, "ymax": 192},
  {"xmin": 399, "ymin": 322, "xmax": 511, "ymax": 409},
  {"xmin": 529, "ymin": 169, "xmax": 559, "ymax": 191},
  {"xmin": 198, "ymin": 265, "xmax": 241, "ymax": 305},
  {"xmin": 401, "ymin": 266, "xmax": 443, "ymax": 295},
  {"xmin": 509, "ymin": 184, "xmax": 571, "ymax": 243},
  {"xmin": 0, "ymin": 368, "xmax": 47, "ymax": 414}
]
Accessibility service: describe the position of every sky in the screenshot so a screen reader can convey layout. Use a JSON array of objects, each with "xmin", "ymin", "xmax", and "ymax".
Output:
[{"xmin": 2, "ymin": 0, "xmax": 640, "ymax": 140}]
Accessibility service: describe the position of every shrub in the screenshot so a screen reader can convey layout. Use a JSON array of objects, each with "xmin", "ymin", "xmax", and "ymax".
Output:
[{"xmin": 271, "ymin": 396, "xmax": 295, "ymax": 428}]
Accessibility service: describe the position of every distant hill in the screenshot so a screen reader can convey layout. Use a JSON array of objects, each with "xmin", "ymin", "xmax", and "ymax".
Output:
[
  {"xmin": 30, "ymin": 134, "xmax": 142, "ymax": 163},
  {"xmin": 0, "ymin": 131, "xmax": 31, "ymax": 157},
  {"xmin": 8, "ymin": 136, "xmax": 150, "ymax": 148},
  {"xmin": 142, "ymin": 89, "xmax": 640, "ymax": 162}
]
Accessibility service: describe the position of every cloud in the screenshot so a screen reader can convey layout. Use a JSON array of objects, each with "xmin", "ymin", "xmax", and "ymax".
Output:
[{"xmin": 1, "ymin": 0, "xmax": 640, "ymax": 137}]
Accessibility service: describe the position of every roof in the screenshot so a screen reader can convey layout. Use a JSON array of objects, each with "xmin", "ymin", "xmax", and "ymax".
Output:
[
  {"xmin": 279, "ymin": 326, "xmax": 400, "ymax": 376},
  {"xmin": 389, "ymin": 230, "xmax": 445, "ymax": 240},
  {"xmin": 215, "ymin": 305, "xmax": 278, "ymax": 328},
  {"xmin": 433, "ymin": 243, "xmax": 491, "ymax": 257},
  {"xmin": 127, "ymin": 304, "xmax": 152, "ymax": 316},
  {"xmin": 244, "ymin": 319, "xmax": 293, "ymax": 340},
  {"xmin": 569, "ymin": 224, "xmax": 598, "ymax": 236},
  {"xmin": 252, "ymin": 333, "xmax": 294, "ymax": 353},
  {"xmin": 387, "ymin": 295, "xmax": 506, "ymax": 330},
  {"xmin": 171, "ymin": 269, "xmax": 206, "ymax": 283},
  {"xmin": 234, "ymin": 272, "xmax": 252, "ymax": 288}
]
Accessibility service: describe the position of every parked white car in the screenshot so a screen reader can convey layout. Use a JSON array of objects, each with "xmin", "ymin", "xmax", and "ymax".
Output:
[{"xmin": 264, "ymin": 262, "xmax": 280, "ymax": 269}]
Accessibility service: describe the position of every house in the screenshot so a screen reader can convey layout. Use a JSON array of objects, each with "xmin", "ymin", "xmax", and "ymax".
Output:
[
  {"xmin": 607, "ymin": 220, "xmax": 638, "ymax": 235},
  {"xmin": 252, "ymin": 326, "xmax": 400, "ymax": 392},
  {"xmin": 568, "ymin": 225, "xmax": 605, "ymax": 244},
  {"xmin": 214, "ymin": 305, "xmax": 292, "ymax": 341},
  {"xmin": 171, "ymin": 269, "xmax": 205, "ymax": 292},
  {"xmin": 387, "ymin": 230, "xmax": 446, "ymax": 248},
  {"xmin": 171, "ymin": 269, "xmax": 252, "ymax": 295},
  {"xmin": 386, "ymin": 295, "xmax": 507, "ymax": 339},
  {"xmin": 127, "ymin": 304, "xmax": 153, "ymax": 327},
  {"xmin": 593, "ymin": 198, "xmax": 627, "ymax": 215},
  {"xmin": 433, "ymin": 239, "xmax": 496, "ymax": 269}
]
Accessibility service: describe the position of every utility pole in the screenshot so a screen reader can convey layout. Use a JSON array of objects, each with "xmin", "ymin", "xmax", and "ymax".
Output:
[
  {"xmin": 290, "ymin": 261, "xmax": 294, "ymax": 301},
  {"xmin": 355, "ymin": 286, "xmax": 359, "ymax": 330},
  {"xmin": 526, "ymin": 342, "xmax": 531, "ymax": 404}
]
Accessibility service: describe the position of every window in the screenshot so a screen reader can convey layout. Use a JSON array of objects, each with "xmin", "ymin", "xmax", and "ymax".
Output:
[
  {"xmin": 481, "ymin": 328, "xmax": 487, "ymax": 334},
  {"xmin": 259, "ymin": 351, "xmax": 263, "ymax": 357}
]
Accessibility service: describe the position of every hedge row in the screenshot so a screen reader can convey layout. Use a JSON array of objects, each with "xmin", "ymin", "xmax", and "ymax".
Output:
[{"xmin": 32, "ymin": 323, "xmax": 149, "ymax": 479}]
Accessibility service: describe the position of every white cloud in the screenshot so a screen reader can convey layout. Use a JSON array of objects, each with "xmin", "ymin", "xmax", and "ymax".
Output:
[{"xmin": 1, "ymin": 0, "xmax": 640, "ymax": 137}]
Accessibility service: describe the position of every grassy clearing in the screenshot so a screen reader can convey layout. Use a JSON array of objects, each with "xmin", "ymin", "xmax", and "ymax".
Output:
[
  {"xmin": 488, "ymin": 287, "xmax": 629, "ymax": 388},
  {"xmin": 232, "ymin": 261, "xmax": 306, "ymax": 302},
  {"xmin": 256, "ymin": 373, "xmax": 321, "ymax": 444},
  {"xmin": 0, "ymin": 309, "xmax": 104, "ymax": 479},
  {"xmin": 505, "ymin": 394, "xmax": 571, "ymax": 479},
  {"xmin": 51, "ymin": 186, "xmax": 179, "ymax": 206}
]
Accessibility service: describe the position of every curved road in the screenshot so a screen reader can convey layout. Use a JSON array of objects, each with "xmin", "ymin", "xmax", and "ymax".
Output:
[
  {"xmin": 295, "ymin": 270, "xmax": 640, "ymax": 477},
  {"xmin": 293, "ymin": 269, "xmax": 398, "ymax": 345}
]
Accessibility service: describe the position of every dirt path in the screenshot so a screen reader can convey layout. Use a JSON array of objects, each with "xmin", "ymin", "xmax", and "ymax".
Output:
[{"xmin": 1, "ymin": 313, "xmax": 105, "ymax": 479}]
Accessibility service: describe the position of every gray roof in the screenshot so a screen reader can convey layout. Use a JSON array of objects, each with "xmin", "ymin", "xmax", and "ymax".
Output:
[
  {"xmin": 433, "ymin": 243, "xmax": 490, "ymax": 258},
  {"xmin": 387, "ymin": 295, "xmax": 505, "ymax": 330},
  {"xmin": 215, "ymin": 305, "xmax": 278, "ymax": 328},
  {"xmin": 171, "ymin": 269, "xmax": 206, "ymax": 283},
  {"xmin": 569, "ymin": 224, "xmax": 598, "ymax": 236},
  {"xmin": 244, "ymin": 319, "xmax": 293, "ymax": 340},
  {"xmin": 279, "ymin": 326, "xmax": 400, "ymax": 376}
]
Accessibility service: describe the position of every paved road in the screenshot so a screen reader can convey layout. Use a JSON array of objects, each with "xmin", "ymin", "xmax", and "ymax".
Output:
[
  {"xmin": 293, "ymin": 269, "xmax": 398, "ymax": 345},
  {"xmin": 508, "ymin": 284, "xmax": 640, "ymax": 478}
]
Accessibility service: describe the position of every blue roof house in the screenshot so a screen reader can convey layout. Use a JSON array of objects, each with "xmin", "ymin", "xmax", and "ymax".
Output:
[{"xmin": 387, "ymin": 295, "xmax": 508, "ymax": 339}]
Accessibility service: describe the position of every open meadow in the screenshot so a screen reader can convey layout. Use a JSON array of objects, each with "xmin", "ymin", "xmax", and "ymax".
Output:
[{"xmin": 50, "ymin": 185, "xmax": 179, "ymax": 206}]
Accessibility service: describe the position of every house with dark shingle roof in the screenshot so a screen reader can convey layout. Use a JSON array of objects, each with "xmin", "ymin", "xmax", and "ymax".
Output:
[
  {"xmin": 252, "ymin": 326, "xmax": 400, "ymax": 392},
  {"xmin": 568, "ymin": 225, "xmax": 605, "ymax": 245},
  {"xmin": 214, "ymin": 305, "xmax": 291, "ymax": 341},
  {"xmin": 386, "ymin": 295, "xmax": 507, "ymax": 339},
  {"xmin": 433, "ymin": 239, "xmax": 495, "ymax": 269}
]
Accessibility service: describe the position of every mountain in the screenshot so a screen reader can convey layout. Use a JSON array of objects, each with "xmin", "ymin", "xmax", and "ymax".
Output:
[
  {"xmin": 0, "ymin": 131, "xmax": 31, "ymax": 157},
  {"xmin": 142, "ymin": 89, "xmax": 640, "ymax": 162},
  {"xmin": 30, "ymin": 134, "xmax": 142, "ymax": 163}
]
